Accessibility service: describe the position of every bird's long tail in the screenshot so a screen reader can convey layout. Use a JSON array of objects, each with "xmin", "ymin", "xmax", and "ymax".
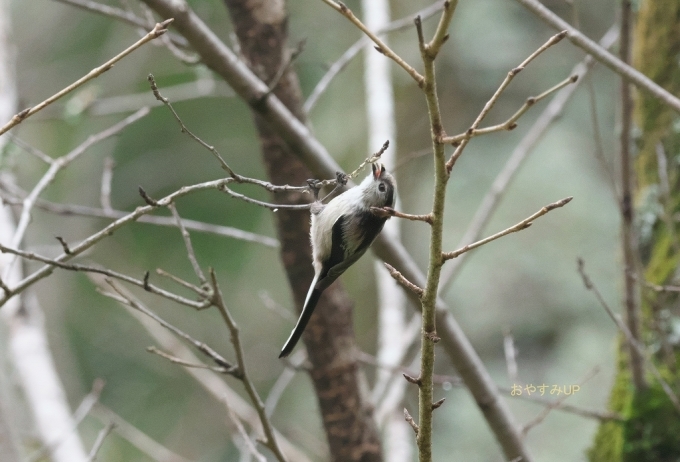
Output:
[{"xmin": 279, "ymin": 275, "xmax": 322, "ymax": 358}]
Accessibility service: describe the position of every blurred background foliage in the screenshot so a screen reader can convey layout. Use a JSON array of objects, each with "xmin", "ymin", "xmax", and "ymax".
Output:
[{"xmin": 6, "ymin": 0, "xmax": 626, "ymax": 460}]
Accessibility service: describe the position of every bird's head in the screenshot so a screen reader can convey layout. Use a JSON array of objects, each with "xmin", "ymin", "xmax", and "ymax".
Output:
[{"xmin": 360, "ymin": 162, "xmax": 395, "ymax": 209}]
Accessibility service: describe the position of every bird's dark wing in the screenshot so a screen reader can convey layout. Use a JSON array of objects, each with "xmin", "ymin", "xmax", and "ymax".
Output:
[
  {"xmin": 280, "ymin": 212, "xmax": 387, "ymax": 358},
  {"xmin": 316, "ymin": 211, "xmax": 387, "ymax": 292}
]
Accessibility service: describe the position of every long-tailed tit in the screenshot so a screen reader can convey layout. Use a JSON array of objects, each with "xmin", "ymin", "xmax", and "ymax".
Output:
[{"xmin": 279, "ymin": 163, "xmax": 396, "ymax": 358}]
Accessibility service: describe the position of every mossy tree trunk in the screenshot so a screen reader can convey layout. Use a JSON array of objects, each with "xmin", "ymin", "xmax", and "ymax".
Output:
[{"xmin": 589, "ymin": 2, "xmax": 680, "ymax": 460}]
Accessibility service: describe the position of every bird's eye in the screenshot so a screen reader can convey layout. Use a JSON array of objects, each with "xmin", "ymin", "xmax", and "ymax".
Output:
[{"xmin": 378, "ymin": 182, "xmax": 386, "ymax": 192}]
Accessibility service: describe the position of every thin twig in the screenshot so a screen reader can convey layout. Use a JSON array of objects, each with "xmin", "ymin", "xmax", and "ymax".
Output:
[
  {"xmin": 0, "ymin": 178, "xmax": 250, "ymax": 308},
  {"xmin": 423, "ymin": 0, "xmax": 457, "ymax": 59},
  {"xmin": 345, "ymin": 140, "xmax": 390, "ymax": 180},
  {"xmin": 403, "ymin": 408, "xmax": 419, "ymax": 435},
  {"xmin": 320, "ymin": 0, "xmax": 425, "ymax": 86},
  {"xmin": 442, "ymin": 197, "xmax": 572, "ymax": 261},
  {"xmin": 441, "ymin": 74, "xmax": 577, "ymax": 145},
  {"xmin": 514, "ymin": 0, "xmax": 680, "ymax": 114},
  {"xmin": 149, "ymin": 74, "xmax": 320, "ymax": 194},
  {"xmin": 168, "ymin": 203, "xmax": 207, "ymax": 286},
  {"xmin": 86, "ymin": 422, "xmax": 115, "ymax": 462},
  {"xmin": 0, "ymin": 20, "xmax": 170, "ymax": 135},
  {"xmin": 445, "ymin": 30, "xmax": 567, "ymax": 171},
  {"xmin": 586, "ymin": 74, "xmax": 618, "ymax": 199},
  {"xmin": 209, "ymin": 269, "xmax": 288, "ymax": 462},
  {"xmin": 104, "ymin": 279, "xmax": 237, "ymax": 373},
  {"xmin": 91, "ymin": 404, "xmax": 192, "ymax": 462},
  {"xmin": 384, "ymin": 263, "xmax": 424, "ymax": 297},
  {"xmin": 52, "ymin": 0, "xmax": 189, "ymax": 48},
  {"xmin": 155, "ymin": 268, "xmax": 206, "ymax": 297},
  {"xmin": 220, "ymin": 184, "xmax": 310, "ymax": 211},
  {"xmin": 0, "ymin": 189, "xmax": 279, "ymax": 248},
  {"xmin": 5, "ymin": 107, "xmax": 150, "ymax": 281},
  {"xmin": 90, "ymin": 275, "xmax": 310, "ymax": 461},
  {"xmin": 521, "ymin": 366, "xmax": 599, "ymax": 435},
  {"xmin": 577, "ymin": 259, "xmax": 680, "ymax": 413},
  {"xmin": 371, "ymin": 207, "xmax": 432, "ymax": 224},
  {"xmin": 439, "ymin": 25, "xmax": 619, "ymax": 293},
  {"xmin": 147, "ymin": 346, "xmax": 230, "ymax": 373},
  {"xmin": 304, "ymin": 1, "xmax": 445, "ymax": 113},
  {"xmin": 0, "ymin": 243, "xmax": 210, "ymax": 309},
  {"xmin": 27, "ymin": 379, "xmax": 105, "ymax": 462},
  {"xmin": 6, "ymin": 134, "xmax": 53, "ymax": 164},
  {"xmin": 224, "ymin": 399, "xmax": 267, "ymax": 462}
]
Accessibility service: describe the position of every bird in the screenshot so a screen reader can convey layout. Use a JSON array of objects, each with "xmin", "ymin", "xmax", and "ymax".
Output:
[{"xmin": 279, "ymin": 162, "xmax": 396, "ymax": 358}]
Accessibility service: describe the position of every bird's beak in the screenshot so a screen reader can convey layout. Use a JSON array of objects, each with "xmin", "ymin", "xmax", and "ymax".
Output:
[{"xmin": 372, "ymin": 162, "xmax": 384, "ymax": 180}]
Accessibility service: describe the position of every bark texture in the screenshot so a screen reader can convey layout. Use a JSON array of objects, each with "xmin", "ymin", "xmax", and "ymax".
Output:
[
  {"xmin": 588, "ymin": 1, "xmax": 680, "ymax": 460},
  {"xmin": 223, "ymin": 1, "xmax": 383, "ymax": 460}
]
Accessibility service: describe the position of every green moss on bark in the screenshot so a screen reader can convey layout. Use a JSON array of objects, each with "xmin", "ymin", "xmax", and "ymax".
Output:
[{"xmin": 589, "ymin": 0, "xmax": 680, "ymax": 460}]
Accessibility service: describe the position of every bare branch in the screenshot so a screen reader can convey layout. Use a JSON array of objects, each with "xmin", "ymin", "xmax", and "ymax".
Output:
[
  {"xmin": 86, "ymin": 422, "xmax": 115, "ymax": 462},
  {"xmin": 403, "ymin": 408, "xmax": 419, "ymax": 435},
  {"xmin": 0, "ymin": 243, "xmax": 210, "ymax": 309},
  {"xmin": 424, "ymin": 0, "xmax": 457, "ymax": 58},
  {"xmin": 209, "ymin": 269, "xmax": 288, "ymax": 462},
  {"xmin": 224, "ymin": 400, "xmax": 267, "ymax": 462},
  {"xmin": 0, "ymin": 21, "xmax": 170, "ymax": 135},
  {"xmin": 320, "ymin": 0, "xmax": 425, "ymax": 86},
  {"xmin": 521, "ymin": 366, "xmax": 599, "ymax": 435},
  {"xmin": 5, "ymin": 133, "xmax": 54, "ymax": 164},
  {"xmin": 168, "ymin": 203, "xmax": 207, "ymax": 286},
  {"xmin": 514, "ymin": 0, "xmax": 680, "ymax": 114},
  {"xmin": 346, "ymin": 140, "xmax": 390, "ymax": 180},
  {"xmin": 104, "ymin": 279, "xmax": 237, "ymax": 373},
  {"xmin": 577, "ymin": 259, "xmax": 680, "ymax": 414},
  {"xmin": 439, "ymin": 24, "xmax": 619, "ymax": 293},
  {"xmin": 91, "ymin": 404, "xmax": 193, "ymax": 462},
  {"xmin": 0, "ymin": 190, "xmax": 279, "ymax": 248},
  {"xmin": 27, "ymin": 379, "xmax": 105, "ymax": 462},
  {"xmin": 90, "ymin": 276, "xmax": 310, "ymax": 461},
  {"xmin": 443, "ymin": 197, "xmax": 572, "ymax": 261},
  {"xmin": 8, "ymin": 107, "xmax": 150, "ymax": 260},
  {"xmin": 441, "ymin": 74, "xmax": 577, "ymax": 145},
  {"xmin": 0, "ymin": 178, "xmax": 227, "ymax": 308},
  {"xmin": 384, "ymin": 263, "xmax": 424, "ymax": 297},
  {"xmin": 147, "ymin": 346, "xmax": 230, "ymax": 373},
  {"xmin": 445, "ymin": 30, "xmax": 567, "ymax": 171},
  {"xmin": 155, "ymin": 268, "xmax": 206, "ymax": 297},
  {"xmin": 305, "ymin": 2, "xmax": 444, "ymax": 113},
  {"xmin": 371, "ymin": 206, "xmax": 432, "ymax": 224}
]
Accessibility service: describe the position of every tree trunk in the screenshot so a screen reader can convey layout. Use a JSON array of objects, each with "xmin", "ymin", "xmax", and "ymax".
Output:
[
  {"xmin": 588, "ymin": 1, "xmax": 680, "ymax": 460},
  {"xmin": 222, "ymin": 2, "xmax": 383, "ymax": 460}
]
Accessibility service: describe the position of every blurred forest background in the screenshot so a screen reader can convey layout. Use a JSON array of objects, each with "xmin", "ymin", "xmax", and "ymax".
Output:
[{"xmin": 0, "ymin": 0, "xmax": 644, "ymax": 460}]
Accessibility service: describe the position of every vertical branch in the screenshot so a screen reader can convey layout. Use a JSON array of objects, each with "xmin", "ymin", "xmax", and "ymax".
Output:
[
  {"xmin": 414, "ymin": 3, "xmax": 457, "ymax": 460},
  {"xmin": 209, "ymin": 270, "xmax": 288, "ymax": 462},
  {"xmin": 619, "ymin": 0, "xmax": 646, "ymax": 392}
]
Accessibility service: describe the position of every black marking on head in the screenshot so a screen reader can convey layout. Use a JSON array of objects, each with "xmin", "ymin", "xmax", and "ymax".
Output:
[{"xmin": 383, "ymin": 180, "xmax": 394, "ymax": 208}]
